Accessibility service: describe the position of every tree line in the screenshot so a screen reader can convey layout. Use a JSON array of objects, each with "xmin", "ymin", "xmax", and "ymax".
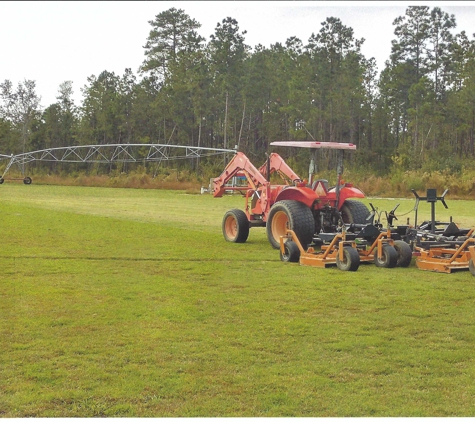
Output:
[{"xmin": 1, "ymin": 6, "xmax": 475, "ymax": 177}]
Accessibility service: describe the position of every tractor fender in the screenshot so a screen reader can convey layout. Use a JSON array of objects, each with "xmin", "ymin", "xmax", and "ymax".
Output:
[
  {"xmin": 274, "ymin": 186, "xmax": 317, "ymax": 208},
  {"xmin": 328, "ymin": 185, "xmax": 365, "ymax": 205}
]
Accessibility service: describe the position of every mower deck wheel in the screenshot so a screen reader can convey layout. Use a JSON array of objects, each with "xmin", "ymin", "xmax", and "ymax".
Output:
[
  {"xmin": 394, "ymin": 240, "xmax": 413, "ymax": 267},
  {"xmin": 280, "ymin": 240, "xmax": 300, "ymax": 263},
  {"xmin": 374, "ymin": 244, "xmax": 398, "ymax": 268},
  {"xmin": 469, "ymin": 259, "xmax": 475, "ymax": 276},
  {"xmin": 336, "ymin": 246, "xmax": 360, "ymax": 271}
]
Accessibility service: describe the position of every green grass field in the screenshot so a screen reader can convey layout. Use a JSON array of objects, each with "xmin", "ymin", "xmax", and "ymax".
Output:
[{"xmin": 1, "ymin": 184, "xmax": 475, "ymax": 416}]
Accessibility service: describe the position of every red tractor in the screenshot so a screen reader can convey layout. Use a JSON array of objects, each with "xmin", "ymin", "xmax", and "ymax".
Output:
[{"xmin": 213, "ymin": 141, "xmax": 370, "ymax": 249}]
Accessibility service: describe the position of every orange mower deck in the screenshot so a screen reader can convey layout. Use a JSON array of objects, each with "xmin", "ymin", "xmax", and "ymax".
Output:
[
  {"xmin": 279, "ymin": 230, "xmax": 361, "ymax": 271},
  {"xmin": 280, "ymin": 224, "xmax": 414, "ymax": 271},
  {"xmin": 355, "ymin": 226, "xmax": 413, "ymax": 269},
  {"xmin": 415, "ymin": 231, "xmax": 475, "ymax": 274}
]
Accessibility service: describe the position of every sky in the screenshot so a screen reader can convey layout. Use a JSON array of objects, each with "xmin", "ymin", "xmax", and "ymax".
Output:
[{"xmin": 1, "ymin": 1, "xmax": 475, "ymax": 108}]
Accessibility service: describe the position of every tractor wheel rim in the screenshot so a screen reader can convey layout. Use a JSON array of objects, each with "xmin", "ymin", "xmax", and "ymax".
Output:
[
  {"xmin": 272, "ymin": 210, "xmax": 289, "ymax": 241},
  {"xmin": 224, "ymin": 216, "xmax": 237, "ymax": 239}
]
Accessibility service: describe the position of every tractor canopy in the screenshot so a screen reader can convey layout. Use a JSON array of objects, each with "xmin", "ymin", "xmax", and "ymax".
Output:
[{"xmin": 270, "ymin": 141, "xmax": 356, "ymax": 150}]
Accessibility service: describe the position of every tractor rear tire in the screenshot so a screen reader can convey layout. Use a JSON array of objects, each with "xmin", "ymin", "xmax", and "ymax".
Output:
[
  {"xmin": 266, "ymin": 200, "xmax": 315, "ymax": 249},
  {"xmin": 280, "ymin": 240, "xmax": 300, "ymax": 263},
  {"xmin": 374, "ymin": 244, "xmax": 398, "ymax": 268},
  {"xmin": 222, "ymin": 209, "xmax": 249, "ymax": 243},
  {"xmin": 340, "ymin": 200, "xmax": 371, "ymax": 224},
  {"xmin": 336, "ymin": 246, "xmax": 360, "ymax": 271},
  {"xmin": 394, "ymin": 240, "xmax": 413, "ymax": 267}
]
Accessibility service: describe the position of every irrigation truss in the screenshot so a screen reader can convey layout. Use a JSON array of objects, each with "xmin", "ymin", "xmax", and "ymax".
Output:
[{"xmin": 0, "ymin": 143, "xmax": 236, "ymax": 182}]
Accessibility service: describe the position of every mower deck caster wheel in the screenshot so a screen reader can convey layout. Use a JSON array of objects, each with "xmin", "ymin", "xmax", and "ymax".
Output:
[
  {"xmin": 280, "ymin": 240, "xmax": 300, "ymax": 263},
  {"xmin": 469, "ymin": 259, "xmax": 475, "ymax": 276},
  {"xmin": 394, "ymin": 240, "xmax": 413, "ymax": 267},
  {"xmin": 336, "ymin": 246, "xmax": 360, "ymax": 271},
  {"xmin": 374, "ymin": 244, "xmax": 398, "ymax": 268}
]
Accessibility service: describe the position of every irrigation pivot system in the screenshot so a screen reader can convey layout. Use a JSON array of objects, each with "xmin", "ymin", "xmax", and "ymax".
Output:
[{"xmin": 0, "ymin": 143, "xmax": 236, "ymax": 184}]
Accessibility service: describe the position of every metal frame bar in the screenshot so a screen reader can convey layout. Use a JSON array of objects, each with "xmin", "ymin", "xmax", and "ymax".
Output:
[{"xmin": 1, "ymin": 144, "xmax": 236, "ymax": 178}]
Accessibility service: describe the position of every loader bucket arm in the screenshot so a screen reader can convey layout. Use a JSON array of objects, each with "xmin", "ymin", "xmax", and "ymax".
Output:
[
  {"xmin": 212, "ymin": 152, "xmax": 269, "ymax": 197},
  {"xmin": 258, "ymin": 152, "xmax": 302, "ymax": 184}
]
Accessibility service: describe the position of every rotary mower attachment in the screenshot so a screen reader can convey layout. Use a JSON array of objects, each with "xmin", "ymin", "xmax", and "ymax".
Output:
[
  {"xmin": 348, "ymin": 203, "xmax": 412, "ymax": 268},
  {"xmin": 279, "ymin": 229, "xmax": 361, "ymax": 271},
  {"xmin": 414, "ymin": 231, "xmax": 475, "ymax": 274},
  {"xmin": 279, "ymin": 203, "xmax": 413, "ymax": 271},
  {"xmin": 407, "ymin": 188, "xmax": 475, "ymax": 275}
]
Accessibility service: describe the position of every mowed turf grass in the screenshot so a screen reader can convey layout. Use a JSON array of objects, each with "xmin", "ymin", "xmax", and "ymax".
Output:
[{"xmin": 1, "ymin": 184, "xmax": 475, "ymax": 417}]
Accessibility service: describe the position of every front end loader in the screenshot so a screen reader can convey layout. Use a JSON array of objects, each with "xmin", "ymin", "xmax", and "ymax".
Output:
[{"xmin": 213, "ymin": 141, "xmax": 370, "ymax": 250}]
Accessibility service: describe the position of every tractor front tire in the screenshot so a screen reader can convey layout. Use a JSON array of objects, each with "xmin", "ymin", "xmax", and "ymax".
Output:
[
  {"xmin": 336, "ymin": 246, "xmax": 360, "ymax": 271},
  {"xmin": 340, "ymin": 200, "xmax": 371, "ymax": 224},
  {"xmin": 280, "ymin": 240, "xmax": 300, "ymax": 263},
  {"xmin": 222, "ymin": 209, "xmax": 249, "ymax": 243},
  {"xmin": 374, "ymin": 244, "xmax": 398, "ymax": 268},
  {"xmin": 394, "ymin": 240, "xmax": 413, "ymax": 267},
  {"xmin": 266, "ymin": 200, "xmax": 315, "ymax": 249}
]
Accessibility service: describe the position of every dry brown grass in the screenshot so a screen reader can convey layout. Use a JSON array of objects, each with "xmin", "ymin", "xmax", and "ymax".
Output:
[
  {"xmin": 30, "ymin": 173, "xmax": 202, "ymax": 193},
  {"xmin": 351, "ymin": 171, "xmax": 475, "ymax": 199},
  {"xmin": 11, "ymin": 166, "xmax": 475, "ymax": 200}
]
